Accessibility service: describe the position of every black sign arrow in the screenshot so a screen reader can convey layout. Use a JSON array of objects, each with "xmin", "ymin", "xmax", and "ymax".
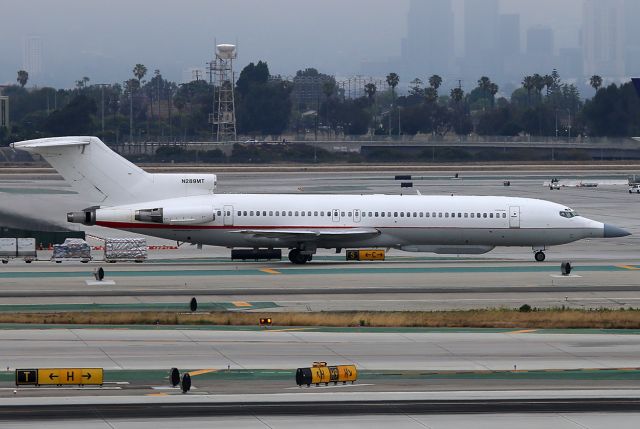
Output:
[
  {"xmin": 48, "ymin": 373, "xmax": 58, "ymax": 380},
  {"xmin": 82, "ymin": 373, "xmax": 91, "ymax": 380}
]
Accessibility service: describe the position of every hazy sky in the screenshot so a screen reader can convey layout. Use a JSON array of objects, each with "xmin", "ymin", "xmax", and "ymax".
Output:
[{"xmin": 0, "ymin": 0, "xmax": 584, "ymax": 87}]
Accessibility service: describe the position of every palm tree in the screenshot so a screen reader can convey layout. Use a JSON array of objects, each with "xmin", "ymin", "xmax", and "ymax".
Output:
[
  {"xmin": 477, "ymin": 76, "xmax": 492, "ymax": 110},
  {"xmin": 428, "ymin": 74, "xmax": 443, "ymax": 92},
  {"xmin": 489, "ymin": 83, "xmax": 499, "ymax": 107},
  {"xmin": 450, "ymin": 87, "xmax": 464, "ymax": 104},
  {"xmin": 589, "ymin": 75, "xmax": 603, "ymax": 94},
  {"xmin": 386, "ymin": 72, "xmax": 399, "ymax": 97},
  {"xmin": 532, "ymin": 73, "xmax": 545, "ymax": 96},
  {"xmin": 133, "ymin": 64, "xmax": 147, "ymax": 83},
  {"xmin": 522, "ymin": 75, "xmax": 535, "ymax": 106},
  {"xmin": 364, "ymin": 83, "xmax": 377, "ymax": 100},
  {"xmin": 16, "ymin": 70, "xmax": 29, "ymax": 88},
  {"xmin": 386, "ymin": 73, "xmax": 399, "ymax": 136}
]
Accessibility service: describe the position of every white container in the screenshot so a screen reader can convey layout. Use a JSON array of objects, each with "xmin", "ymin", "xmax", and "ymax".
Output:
[
  {"xmin": 0, "ymin": 238, "xmax": 17, "ymax": 258},
  {"xmin": 104, "ymin": 238, "xmax": 147, "ymax": 262},
  {"xmin": 17, "ymin": 238, "xmax": 36, "ymax": 257}
]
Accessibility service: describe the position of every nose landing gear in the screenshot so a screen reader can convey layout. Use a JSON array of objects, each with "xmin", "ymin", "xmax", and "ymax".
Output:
[{"xmin": 534, "ymin": 251, "xmax": 546, "ymax": 262}]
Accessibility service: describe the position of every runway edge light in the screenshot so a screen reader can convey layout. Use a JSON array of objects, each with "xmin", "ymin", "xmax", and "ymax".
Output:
[{"xmin": 259, "ymin": 317, "xmax": 272, "ymax": 327}]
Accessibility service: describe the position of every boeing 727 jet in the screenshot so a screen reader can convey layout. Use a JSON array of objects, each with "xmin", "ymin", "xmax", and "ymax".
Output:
[{"xmin": 11, "ymin": 137, "xmax": 630, "ymax": 264}]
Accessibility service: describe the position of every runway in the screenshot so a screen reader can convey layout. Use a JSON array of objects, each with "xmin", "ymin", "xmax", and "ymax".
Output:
[
  {"xmin": 0, "ymin": 258, "xmax": 639, "ymax": 311},
  {"xmin": 2, "ymin": 167, "xmax": 640, "ymax": 425},
  {"xmin": 2, "ymin": 328, "xmax": 640, "ymax": 427}
]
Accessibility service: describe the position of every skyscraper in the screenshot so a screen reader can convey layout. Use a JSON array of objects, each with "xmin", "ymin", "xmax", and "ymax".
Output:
[
  {"xmin": 624, "ymin": 0, "xmax": 640, "ymax": 76},
  {"xmin": 499, "ymin": 14, "xmax": 520, "ymax": 58},
  {"xmin": 402, "ymin": 0, "xmax": 454, "ymax": 79},
  {"xmin": 583, "ymin": 0, "xmax": 625, "ymax": 78},
  {"xmin": 526, "ymin": 26, "xmax": 554, "ymax": 56},
  {"xmin": 463, "ymin": 0, "xmax": 500, "ymax": 79},
  {"xmin": 22, "ymin": 36, "xmax": 43, "ymax": 79}
]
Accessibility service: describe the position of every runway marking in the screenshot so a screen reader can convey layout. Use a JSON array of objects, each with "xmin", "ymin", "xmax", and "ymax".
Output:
[
  {"xmin": 617, "ymin": 265, "xmax": 640, "ymax": 270},
  {"xmin": 232, "ymin": 301, "xmax": 252, "ymax": 307},
  {"xmin": 550, "ymin": 274, "xmax": 582, "ymax": 278},
  {"xmin": 266, "ymin": 327, "xmax": 315, "ymax": 332},
  {"xmin": 260, "ymin": 268, "xmax": 281, "ymax": 275},
  {"xmin": 188, "ymin": 369, "xmax": 217, "ymax": 376},
  {"xmin": 146, "ymin": 393, "xmax": 169, "ymax": 396},
  {"xmin": 508, "ymin": 329, "xmax": 538, "ymax": 334}
]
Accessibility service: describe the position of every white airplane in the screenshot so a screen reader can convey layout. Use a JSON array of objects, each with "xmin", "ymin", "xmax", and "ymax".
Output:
[{"xmin": 11, "ymin": 136, "xmax": 630, "ymax": 264}]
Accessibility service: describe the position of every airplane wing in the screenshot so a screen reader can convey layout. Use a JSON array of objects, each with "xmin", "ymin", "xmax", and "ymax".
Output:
[{"xmin": 230, "ymin": 227, "xmax": 380, "ymax": 240}]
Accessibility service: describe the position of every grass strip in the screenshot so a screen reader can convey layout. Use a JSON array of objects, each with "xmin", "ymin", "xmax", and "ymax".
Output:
[{"xmin": 1, "ymin": 308, "xmax": 640, "ymax": 329}]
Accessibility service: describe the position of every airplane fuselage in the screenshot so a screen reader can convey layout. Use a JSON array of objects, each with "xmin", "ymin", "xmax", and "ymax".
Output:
[{"xmin": 88, "ymin": 193, "xmax": 606, "ymax": 253}]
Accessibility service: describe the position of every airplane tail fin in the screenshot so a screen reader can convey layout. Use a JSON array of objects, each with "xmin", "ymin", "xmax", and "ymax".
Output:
[{"xmin": 11, "ymin": 137, "xmax": 216, "ymax": 206}]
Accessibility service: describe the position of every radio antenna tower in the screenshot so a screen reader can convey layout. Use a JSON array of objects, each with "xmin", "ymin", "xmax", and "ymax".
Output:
[{"xmin": 209, "ymin": 44, "xmax": 237, "ymax": 142}]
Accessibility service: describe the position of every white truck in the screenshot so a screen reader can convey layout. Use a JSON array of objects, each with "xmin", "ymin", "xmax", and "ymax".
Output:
[
  {"xmin": 1, "ymin": 238, "xmax": 37, "ymax": 264},
  {"xmin": 630, "ymin": 184, "xmax": 640, "ymax": 194}
]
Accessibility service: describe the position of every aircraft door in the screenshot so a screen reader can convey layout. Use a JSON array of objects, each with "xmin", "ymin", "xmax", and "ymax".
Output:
[
  {"xmin": 353, "ymin": 209, "xmax": 361, "ymax": 223},
  {"xmin": 223, "ymin": 205, "xmax": 234, "ymax": 226},
  {"xmin": 332, "ymin": 209, "xmax": 340, "ymax": 223},
  {"xmin": 509, "ymin": 206, "xmax": 520, "ymax": 228}
]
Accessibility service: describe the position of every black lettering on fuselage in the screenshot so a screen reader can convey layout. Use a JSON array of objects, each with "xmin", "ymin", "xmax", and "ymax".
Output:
[{"xmin": 182, "ymin": 179, "xmax": 205, "ymax": 184}]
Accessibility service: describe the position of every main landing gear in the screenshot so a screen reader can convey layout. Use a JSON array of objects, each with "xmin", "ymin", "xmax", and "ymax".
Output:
[
  {"xmin": 534, "ymin": 250, "xmax": 546, "ymax": 262},
  {"xmin": 288, "ymin": 249, "xmax": 313, "ymax": 265}
]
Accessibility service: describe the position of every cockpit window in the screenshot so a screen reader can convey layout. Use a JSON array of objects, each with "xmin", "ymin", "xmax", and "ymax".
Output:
[{"xmin": 559, "ymin": 209, "xmax": 579, "ymax": 218}]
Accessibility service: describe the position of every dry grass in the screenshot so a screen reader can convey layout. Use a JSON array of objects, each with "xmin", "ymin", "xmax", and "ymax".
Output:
[{"xmin": 2, "ymin": 309, "xmax": 640, "ymax": 329}]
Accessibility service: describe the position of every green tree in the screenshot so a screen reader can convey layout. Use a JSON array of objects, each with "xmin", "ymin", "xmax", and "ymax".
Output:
[
  {"xmin": 522, "ymin": 75, "xmax": 535, "ymax": 106},
  {"xmin": 409, "ymin": 78, "xmax": 424, "ymax": 97},
  {"xmin": 45, "ymin": 95, "xmax": 97, "ymax": 135},
  {"xmin": 424, "ymin": 87, "xmax": 438, "ymax": 104},
  {"xmin": 236, "ymin": 61, "xmax": 269, "ymax": 97},
  {"xmin": 590, "ymin": 75, "xmax": 603, "ymax": 94},
  {"xmin": 428, "ymin": 75, "xmax": 443, "ymax": 92},
  {"xmin": 16, "ymin": 70, "xmax": 29, "ymax": 88},
  {"xmin": 364, "ymin": 83, "xmax": 377, "ymax": 100},
  {"xmin": 532, "ymin": 73, "xmax": 545, "ymax": 97}
]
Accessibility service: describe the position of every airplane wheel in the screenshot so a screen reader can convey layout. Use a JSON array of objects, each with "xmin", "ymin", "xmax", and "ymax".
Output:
[
  {"xmin": 534, "ymin": 251, "xmax": 546, "ymax": 262},
  {"xmin": 288, "ymin": 249, "xmax": 308, "ymax": 265}
]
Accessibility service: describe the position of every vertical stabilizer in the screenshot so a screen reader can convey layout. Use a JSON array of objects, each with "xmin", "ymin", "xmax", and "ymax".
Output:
[{"xmin": 11, "ymin": 136, "xmax": 152, "ymax": 205}]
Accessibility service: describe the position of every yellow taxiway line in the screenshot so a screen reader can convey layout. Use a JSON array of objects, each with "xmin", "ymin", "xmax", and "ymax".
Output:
[
  {"xmin": 508, "ymin": 329, "xmax": 538, "ymax": 334},
  {"xmin": 260, "ymin": 268, "xmax": 281, "ymax": 274}
]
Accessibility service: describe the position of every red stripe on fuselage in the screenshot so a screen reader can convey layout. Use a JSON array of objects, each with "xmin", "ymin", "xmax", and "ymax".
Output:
[{"xmin": 95, "ymin": 221, "xmax": 354, "ymax": 230}]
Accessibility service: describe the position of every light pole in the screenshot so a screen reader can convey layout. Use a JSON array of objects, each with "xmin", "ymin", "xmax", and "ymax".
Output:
[
  {"xmin": 96, "ymin": 84, "xmax": 110, "ymax": 136},
  {"xmin": 566, "ymin": 109, "xmax": 572, "ymax": 140}
]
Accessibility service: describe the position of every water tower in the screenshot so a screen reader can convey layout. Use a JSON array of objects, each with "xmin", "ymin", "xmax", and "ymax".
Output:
[{"xmin": 209, "ymin": 44, "xmax": 237, "ymax": 142}]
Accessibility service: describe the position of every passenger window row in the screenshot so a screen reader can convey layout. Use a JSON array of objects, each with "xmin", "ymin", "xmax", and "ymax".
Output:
[{"xmin": 232, "ymin": 210, "xmax": 508, "ymax": 219}]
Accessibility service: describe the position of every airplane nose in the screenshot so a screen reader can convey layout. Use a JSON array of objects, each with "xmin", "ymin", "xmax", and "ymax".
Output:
[{"xmin": 603, "ymin": 224, "xmax": 631, "ymax": 238}]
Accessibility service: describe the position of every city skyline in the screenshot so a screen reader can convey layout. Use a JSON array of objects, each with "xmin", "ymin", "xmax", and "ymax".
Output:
[{"xmin": 0, "ymin": 0, "xmax": 630, "ymax": 90}]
